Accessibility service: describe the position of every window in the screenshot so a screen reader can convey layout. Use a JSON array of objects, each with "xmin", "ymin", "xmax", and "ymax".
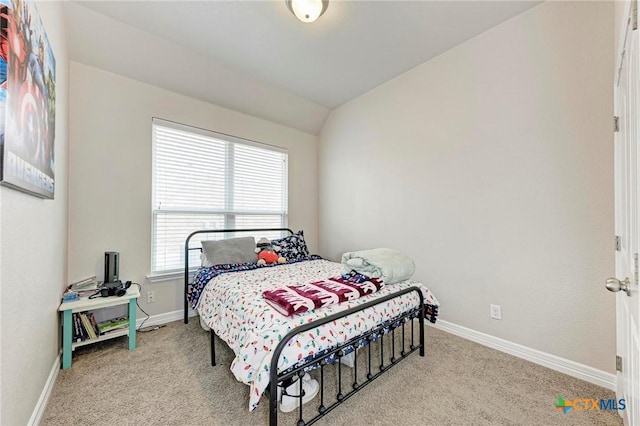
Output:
[{"xmin": 151, "ymin": 118, "xmax": 288, "ymax": 274}]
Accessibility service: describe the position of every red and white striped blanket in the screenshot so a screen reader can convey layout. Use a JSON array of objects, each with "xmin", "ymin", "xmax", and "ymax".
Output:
[{"xmin": 262, "ymin": 271, "xmax": 384, "ymax": 317}]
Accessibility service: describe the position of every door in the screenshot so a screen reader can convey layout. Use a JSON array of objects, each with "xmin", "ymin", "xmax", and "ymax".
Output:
[{"xmin": 610, "ymin": 3, "xmax": 640, "ymax": 424}]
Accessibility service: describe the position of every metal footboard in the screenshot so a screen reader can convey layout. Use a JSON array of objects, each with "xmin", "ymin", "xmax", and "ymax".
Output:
[{"xmin": 267, "ymin": 286, "xmax": 425, "ymax": 426}]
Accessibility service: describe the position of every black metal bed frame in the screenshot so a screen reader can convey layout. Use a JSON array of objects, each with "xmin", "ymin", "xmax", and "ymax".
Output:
[{"xmin": 184, "ymin": 229, "xmax": 427, "ymax": 426}]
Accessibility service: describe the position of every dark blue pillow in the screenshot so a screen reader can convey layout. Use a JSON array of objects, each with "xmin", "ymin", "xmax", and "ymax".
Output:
[{"xmin": 271, "ymin": 231, "xmax": 310, "ymax": 261}]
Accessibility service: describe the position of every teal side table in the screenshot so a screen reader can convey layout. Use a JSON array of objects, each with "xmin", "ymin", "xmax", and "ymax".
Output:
[{"xmin": 58, "ymin": 286, "xmax": 140, "ymax": 369}]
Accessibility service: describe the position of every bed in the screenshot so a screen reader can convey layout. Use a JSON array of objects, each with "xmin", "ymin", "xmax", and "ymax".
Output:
[{"xmin": 183, "ymin": 228, "xmax": 439, "ymax": 425}]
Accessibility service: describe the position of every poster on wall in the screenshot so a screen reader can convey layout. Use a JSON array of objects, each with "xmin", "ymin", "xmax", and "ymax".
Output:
[{"xmin": 0, "ymin": 0, "xmax": 56, "ymax": 199}]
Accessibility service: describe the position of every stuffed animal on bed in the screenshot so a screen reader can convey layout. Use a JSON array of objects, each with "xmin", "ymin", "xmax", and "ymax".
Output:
[{"xmin": 255, "ymin": 237, "xmax": 287, "ymax": 265}]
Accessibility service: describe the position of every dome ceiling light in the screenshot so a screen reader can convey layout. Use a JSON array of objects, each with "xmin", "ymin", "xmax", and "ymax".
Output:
[{"xmin": 286, "ymin": 0, "xmax": 329, "ymax": 23}]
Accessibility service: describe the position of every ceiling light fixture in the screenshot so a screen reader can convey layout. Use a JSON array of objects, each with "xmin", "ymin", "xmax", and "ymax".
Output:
[{"xmin": 286, "ymin": 0, "xmax": 328, "ymax": 23}]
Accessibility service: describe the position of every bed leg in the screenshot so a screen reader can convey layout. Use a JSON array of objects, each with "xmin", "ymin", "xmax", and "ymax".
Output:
[
  {"xmin": 210, "ymin": 330, "xmax": 216, "ymax": 366},
  {"xmin": 319, "ymin": 364, "xmax": 326, "ymax": 413},
  {"xmin": 353, "ymin": 347, "xmax": 359, "ymax": 389},
  {"xmin": 184, "ymin": 297, "xmax": 189, "ymax": 324},
  {"xmin": 269, "ymin": 377, "xmax": 278, "ymax": 426},
  {"xmin": 419, "ymin": 306, "xmax": 425, "ymax": 357}
]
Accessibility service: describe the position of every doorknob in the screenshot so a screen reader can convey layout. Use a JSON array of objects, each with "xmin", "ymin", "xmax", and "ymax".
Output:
[{"xmin": 605, "ymin": 277, "xmax": 631, "ymax": 296}]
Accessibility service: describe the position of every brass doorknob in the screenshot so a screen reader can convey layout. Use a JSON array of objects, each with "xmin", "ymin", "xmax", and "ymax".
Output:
[{"xmin": 605, "ymin": 277, "xmax": 631, "ymax": 296}]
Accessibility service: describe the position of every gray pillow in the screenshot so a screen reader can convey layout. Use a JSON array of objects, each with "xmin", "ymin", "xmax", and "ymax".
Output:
[{"xmin": 201, "ymin": 237, "xmax": 258, "ymax": 267}]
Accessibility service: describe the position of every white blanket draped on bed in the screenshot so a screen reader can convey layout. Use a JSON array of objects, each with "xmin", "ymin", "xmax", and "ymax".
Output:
[{"xmin": 341, "ymin": 248, "xmax": 416, "ymax": 284}]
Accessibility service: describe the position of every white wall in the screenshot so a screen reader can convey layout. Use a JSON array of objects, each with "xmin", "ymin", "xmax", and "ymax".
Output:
[
  {"xmin": 0, "ymin": 2, "xmax": 68, "ymax": 424},
  {"xmin": 319, "ymin": 1, "xmax": 615, "ymax": 373},
  {"xmin": 68, "ymin": 62, "xmax": 318, "ymax": 318}
]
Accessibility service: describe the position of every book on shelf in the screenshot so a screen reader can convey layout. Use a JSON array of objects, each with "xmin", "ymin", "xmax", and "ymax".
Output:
[
  {"xmin": 73, "ymin": 313, "xmax": 90, "ymax": 342},
  {"xmin": 80, "ymin": 313, "xmax": 97, "ymax": 339},
  {"xmin": 71, "ymin": 312, "xmax": 129, "ymax": 342},
  {"xmin": 89, "ymin": 313, "xmax": 100, "ymax": 336},
  {"xmin": 97, "ymin": 317, "xmax": 129, "ymax": 334},
  {"xmin": 72, "ymin": 312, "xmax": 103, "ymax": 341},
  {"xmin": 72, "ymin": 313, "xmax": 82, "ymax": 342}
]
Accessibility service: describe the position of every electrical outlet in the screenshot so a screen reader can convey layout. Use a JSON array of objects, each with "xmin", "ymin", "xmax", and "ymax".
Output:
[
  {"xmin": 490, "ymin": 304, "xmax": 502, "ymax": 320},
  {"xmin": 147, "ymin": 291, "xmax": 155, "ymax": 304}
]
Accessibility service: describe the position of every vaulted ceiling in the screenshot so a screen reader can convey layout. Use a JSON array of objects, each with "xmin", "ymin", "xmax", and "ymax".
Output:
[{"xmin": 66, "ymin": 1, "xmax": 541, "ymax": 134}]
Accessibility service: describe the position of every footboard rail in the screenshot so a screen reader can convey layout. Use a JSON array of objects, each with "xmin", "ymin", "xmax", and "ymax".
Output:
[{"xmin": 268, "ymin": 286, "xmax": 425, "ymax": 426}]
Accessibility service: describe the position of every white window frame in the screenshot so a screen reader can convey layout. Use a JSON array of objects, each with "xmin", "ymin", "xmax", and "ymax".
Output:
[{"xmin": 148, "ymin": 118, "xmax": 288, "ymax": 281}]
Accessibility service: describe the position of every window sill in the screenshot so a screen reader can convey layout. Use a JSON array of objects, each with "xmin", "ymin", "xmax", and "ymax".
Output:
[{"xmin": 146, "ymin": 270, "xmax": 195, "ymax": 283}]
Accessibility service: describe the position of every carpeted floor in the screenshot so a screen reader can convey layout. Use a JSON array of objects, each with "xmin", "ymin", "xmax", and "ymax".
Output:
[{"xmin": 41, "ymin": 320, "xmax": 622, "ymax": 426}]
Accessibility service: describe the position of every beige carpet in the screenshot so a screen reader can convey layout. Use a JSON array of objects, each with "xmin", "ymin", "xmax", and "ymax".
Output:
[{"xmin": 42, "ymin": 320, "xmax": 622, "ymax": 426}]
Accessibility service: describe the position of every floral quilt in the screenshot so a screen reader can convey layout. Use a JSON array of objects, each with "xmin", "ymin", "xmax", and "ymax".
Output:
[{"xmin": 195, "ymin": 258, "xmax": 439, "ymax": 411}]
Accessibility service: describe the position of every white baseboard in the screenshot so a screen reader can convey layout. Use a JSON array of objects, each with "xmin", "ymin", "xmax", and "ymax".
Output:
[
  {"xmin": 136, "ymin": 308, "xmax": 198, "ymax": 329},
  {"xmin": 28, "ymin": 352, "xmax": 61, "ymax": 426},
  {"xmin": 430, "ymin": 319, "xmax": 616, "ymax": 391}
]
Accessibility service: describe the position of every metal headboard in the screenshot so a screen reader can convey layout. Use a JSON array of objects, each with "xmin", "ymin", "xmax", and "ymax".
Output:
[{"xmin": 183, "ymin": 228, "xmax": 294, "ymax": 324}]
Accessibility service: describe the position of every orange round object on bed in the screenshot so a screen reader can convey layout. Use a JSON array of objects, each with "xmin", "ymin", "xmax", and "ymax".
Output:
[{"xmin": 258, "ymin": 250, "xmax": 279, "ymax": 264}]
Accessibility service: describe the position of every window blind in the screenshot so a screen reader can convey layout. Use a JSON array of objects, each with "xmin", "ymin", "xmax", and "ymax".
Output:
[{"xmin": 151, "ymin": 119, "xmax": 288, "ymax": 274}]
